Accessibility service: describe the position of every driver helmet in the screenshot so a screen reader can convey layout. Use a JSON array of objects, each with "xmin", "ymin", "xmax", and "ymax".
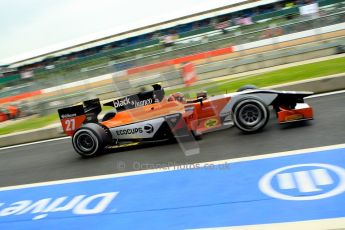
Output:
[{"xmin": 168, "ymin": 92, "xmax": 185, "ymax": 103}]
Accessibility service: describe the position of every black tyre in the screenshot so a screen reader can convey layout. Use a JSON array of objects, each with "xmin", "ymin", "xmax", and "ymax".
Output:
[
  {"xmin": 72, "ymin": 123, "xmax": 111, "ymax": 157},
  {"xmin": 102, "ymin": 112, "xmax": 116, "ymax": 122},
  {"xmin": 232, "ymin": 98, "xmax": 269, "ymax": 133},
  {"xmin": 237, "ymin": 84, "xmax": 258, "ymax": 92}
]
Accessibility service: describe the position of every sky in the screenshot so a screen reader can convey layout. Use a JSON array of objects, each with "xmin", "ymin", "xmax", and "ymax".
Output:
[{"xmin": 0, "ymin": 0, "xmax": 245, "ymax": 65}]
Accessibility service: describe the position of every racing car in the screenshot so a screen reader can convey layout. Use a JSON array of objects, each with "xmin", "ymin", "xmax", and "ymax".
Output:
[
  {"xmin": 58, "ymin": 84, "xmax": 313, "ymax": 157},
  {"xmin": 0, "ymin": 105, "xmax": 20, "ymax": 122}
]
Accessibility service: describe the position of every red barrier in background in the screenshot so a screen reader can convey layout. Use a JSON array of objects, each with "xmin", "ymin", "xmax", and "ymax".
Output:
[
  {"xmin": 0, "ymin": 90, "xmax": 42, "ymax": 104},
  {"xmin": 181, "ymin": 63, "xmax": 198, "ymax": 86},
  {"xmin": 127, "ymin": 46, "xmax": 234, "ymax": 75}
]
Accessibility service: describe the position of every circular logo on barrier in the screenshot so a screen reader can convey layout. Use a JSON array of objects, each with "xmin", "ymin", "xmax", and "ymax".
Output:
[{"xmin": 259, "ymin": 163, "xmax": 345, "ymax": 200}]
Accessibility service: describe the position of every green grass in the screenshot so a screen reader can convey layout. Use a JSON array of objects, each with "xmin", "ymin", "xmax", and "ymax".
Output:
[
  {"xmin": 168, "ymin": 56, "xmax": 345, "ymax": 97},
  {"xmin": 0, "ymin": 113, "xmax": 59, "ymax": 135},
  {"xmin": 1, "ymin": 56, "xmax": 344, "ymax": 135},
  {"xmin": 0, "ymin": 104, "xmax": 115, "ymax": 136}
]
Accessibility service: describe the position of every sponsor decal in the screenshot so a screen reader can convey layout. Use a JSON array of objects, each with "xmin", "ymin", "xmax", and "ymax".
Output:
[
  {"xmin": 116, "ymin": 128, "xmax": 143, "ymax": 136},
  {"xmin": 0, "ymin": 192, "xmax": 119, "ymax": 220},
  {"xmin": 205, "ymin": 118, "xmax": 218, "ymax": 128},
  {"xmin": 113, "ymin": 97, "xmax": 131, "ymax": 108},
  {"xmin": 113, "ymin": 97, "xmax": 153, "ymax": 109},
  {"xmin": 115, "ymin": 124, "xmax": 154, "ymax": 136},
  {"xmin": 144, "ymin": 124, "xmax": 154, "ymax": 134},
  {"xmin": 285, "ymin": 114, "xmax": 304, "ymax": 121},
  {"xmin": 259, "ymin": 163, "xmax": 345, "ymax": 200},
  {"xmin": 110, "ymin": 117, "xmax": 164, "ymax": 139},
  {"xmin": 61, "ymin": 114, "xmax": 77, "ymax": 119},
  {"xmin": 135, "ymin": 99, "xmax": 153, "ymax": 107}
]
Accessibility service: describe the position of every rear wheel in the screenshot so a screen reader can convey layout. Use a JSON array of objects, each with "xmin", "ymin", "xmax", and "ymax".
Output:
[
  {"xmin": 232, "ymin": 98, "xmax": 269, "ymax": 133},
  {"xmin": 72, "ymin": 123, "xmax": 111, "ymax": 157}
]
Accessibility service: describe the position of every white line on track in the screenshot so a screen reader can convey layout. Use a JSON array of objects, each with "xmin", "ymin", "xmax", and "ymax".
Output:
[
  {"xmin": 0, "ymin": 136, "xmax": 70, "ymax": 151},
  {"xmin": 0, "ymin": 89, "xmax": 344, "ymax": 152},
  {"xmin": 306, "ymin": 89, "xmax": 345, "ymax": 99},
  {"xmin": 0, "ymin": 143, "xmax": 344, "ymax": 192}
]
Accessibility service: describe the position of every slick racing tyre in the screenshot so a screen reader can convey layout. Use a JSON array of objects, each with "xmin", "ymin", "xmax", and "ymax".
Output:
[
  {"xmin": 72, "ymin": 123, "xmax": 111, "ymax": 157},
  {"xmin": 236, "ymin": 84, "xmax": 258, "ymax": 92},
  {"xmin": 232, "ymin": 98, "xmax": 269, "ymax": 133}
]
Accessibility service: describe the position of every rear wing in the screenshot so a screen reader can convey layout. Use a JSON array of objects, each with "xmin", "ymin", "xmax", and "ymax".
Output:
[
  {"xmin": 58, "ymin": 98, "xmax": 101, "ymax": 136},
  {"xmin": 103, "ymin": 84, "xmax": 165, "ymax": 112},
  {"xmin": 58, "ymin": 84, "xmax": 165, "ymax": 136}
]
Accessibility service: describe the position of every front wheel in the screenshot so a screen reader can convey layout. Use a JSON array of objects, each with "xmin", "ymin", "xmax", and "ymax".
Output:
[
  {"xmin": 236, "ymin": 84, "xmax": 258, "ymax": 92},
  {"xmin": 232, "ymin": 98, "xmax": 269, "ymax": 133}
]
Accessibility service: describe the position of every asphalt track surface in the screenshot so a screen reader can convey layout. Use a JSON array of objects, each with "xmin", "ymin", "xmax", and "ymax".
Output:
[{"xmin": 0, "ymin": 92, "xmax": 344, "ymax": 187}]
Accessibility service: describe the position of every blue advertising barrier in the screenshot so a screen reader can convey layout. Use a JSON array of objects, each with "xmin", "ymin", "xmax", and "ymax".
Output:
[{"xmin": 1, "ymin": 147, "xmax": 345, "ymax": 229}]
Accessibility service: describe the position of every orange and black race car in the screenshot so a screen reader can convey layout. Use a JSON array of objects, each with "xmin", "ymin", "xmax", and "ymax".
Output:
[
  {"xmin": 58, "ymin": 84, "xmax": 313, "ymax": 157},
  {"xmin": 0, "ymin": 105, "xmax": 20, "ymax": 122}
]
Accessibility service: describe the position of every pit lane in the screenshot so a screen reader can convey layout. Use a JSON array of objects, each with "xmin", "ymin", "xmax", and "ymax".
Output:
[{"xmin": 0, "ymin": 91, "xmax": 344, "ymax": 187}]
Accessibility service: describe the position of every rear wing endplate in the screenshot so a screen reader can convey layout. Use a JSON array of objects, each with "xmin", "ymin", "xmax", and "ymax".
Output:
[{"xmin": 58, "ymin": 98, "xmax": 101, "ymax": 136}]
